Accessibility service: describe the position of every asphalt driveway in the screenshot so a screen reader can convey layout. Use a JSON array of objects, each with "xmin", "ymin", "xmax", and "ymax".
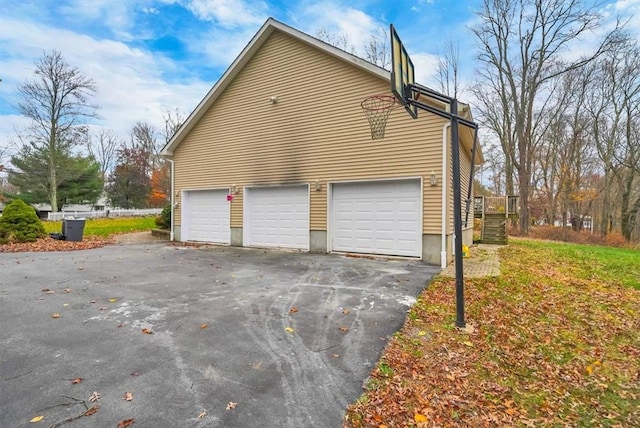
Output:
[{"xmin": 0, "ymin": 242, "xmax": 438, "ymax": 427}]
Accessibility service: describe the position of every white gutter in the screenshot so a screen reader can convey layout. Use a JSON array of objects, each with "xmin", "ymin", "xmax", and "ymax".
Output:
[
  {"xmin": 441, "ymin": 123, "xmax": 450, "ymax": 269},
  {"xmin": 167, "ymin": 158, "xmax": 175, "ymax": 241}
]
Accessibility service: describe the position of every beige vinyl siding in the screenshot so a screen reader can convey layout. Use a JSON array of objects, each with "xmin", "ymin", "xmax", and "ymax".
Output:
[
  {"xmin": 445, "ymin": 129, "xmax": 475, "ymax": 234},
  {"xmin": 174, "ymin": 30, "xmax": 446, "ymax": 233}
]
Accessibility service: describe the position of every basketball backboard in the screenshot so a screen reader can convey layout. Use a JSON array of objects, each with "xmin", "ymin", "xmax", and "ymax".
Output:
[{"xmin": 390, "ymin": 24, "xmax": 417, "ymax": 119}]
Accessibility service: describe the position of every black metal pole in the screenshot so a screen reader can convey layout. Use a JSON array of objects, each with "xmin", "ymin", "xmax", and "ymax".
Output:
[{"xmin": 450, "ymin": 99, "xmax": 465, "ymax": 328}]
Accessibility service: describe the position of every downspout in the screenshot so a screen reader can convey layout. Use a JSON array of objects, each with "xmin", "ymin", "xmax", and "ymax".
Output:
[
  {"xmin": 441, "ymin": 122, "xmax": 450, "ymax": 269},
  {"xmin": 167, "ymin": 158, "xmax": 175, "ymax": 241}
]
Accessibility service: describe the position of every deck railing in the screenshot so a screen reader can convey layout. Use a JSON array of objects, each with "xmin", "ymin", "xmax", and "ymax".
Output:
[{"xmin": 474, "ymin": 195, "xmax": 520, "ymax": 217}]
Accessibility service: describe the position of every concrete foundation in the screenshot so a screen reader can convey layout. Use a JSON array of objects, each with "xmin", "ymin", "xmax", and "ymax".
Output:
[
  {"xmin": 173, "ymin": 225, "xmax": 182, "ymax": 241},
  {"xmin": 310, "ymin": 230, "xmax": 327, "ymax": 253},
  {"xmin": 462, "ymin": 227, "xmax": 473, "ymax": 247},
  {"xmin": 230, "ymin": 227, "xmax": 243, "ymax": 246},
  {"xmin": 422, "ymin": 234, "xmax": 443, "ymax": 266}
]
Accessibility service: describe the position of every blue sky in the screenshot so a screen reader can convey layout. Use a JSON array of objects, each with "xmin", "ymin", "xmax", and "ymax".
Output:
[{"xmin": 1, "ymin": 0, "xmax": 638, "ymax": 157}]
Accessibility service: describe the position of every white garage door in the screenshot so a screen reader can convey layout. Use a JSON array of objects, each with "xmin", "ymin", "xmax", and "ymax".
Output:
[
  {"xmin": 331, "ymin": 179, "xmax": 421, "ymax": 257},
  {"xmin": 244, "ymin": 185, "xmax": 309, "ymax": 250},
  {"xmin": 182, "ymin": 189, "xmax": 230, "ymax": 243}
]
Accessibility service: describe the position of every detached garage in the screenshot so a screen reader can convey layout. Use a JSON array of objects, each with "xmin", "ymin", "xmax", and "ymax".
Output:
[{"xmin": 160, "ymin": 18, "xmax": 482, "ymax": 266}]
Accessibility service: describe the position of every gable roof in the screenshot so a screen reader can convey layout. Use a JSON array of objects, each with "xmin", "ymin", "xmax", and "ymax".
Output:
[{"xmin": 161, "ymin": 17, "xmax": 389, "ymax": 156}]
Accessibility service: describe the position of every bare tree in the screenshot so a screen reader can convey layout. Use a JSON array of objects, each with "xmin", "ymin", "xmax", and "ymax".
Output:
[
  {"xmin": 316, "ymin": 28, "xmax": 356, "ymax": 54},
  {"xmin": 130, "ymin": 122, "xmax": 159, "ymax": 173},
  {"xmin": 88, "ymin": 129, "xmax": 120, "ymax": 178},
  {"xmin": 316, "ymin": 26, "xmax": 390, "ymax": 69},
  {"xmin": 435, "ymin": 39, "xmax": 461, "ymax": 98},
  {"xmin": 162, "ymin": 108, "xmax": 186, "ymax": 145},
  {"xmin": 472, "ymin": 0, "xmax": 623, "ymax": 234},
  {"xmin": 363, "ymin": 26, "xmax": 391, "ymax": 69},
  {"xmin": 588, "ymin": 37, "xmax": 640, "ymax": 240},
  {"xmin": 16, "ymin": 50, "xmax": 98, "ymax": 211}
]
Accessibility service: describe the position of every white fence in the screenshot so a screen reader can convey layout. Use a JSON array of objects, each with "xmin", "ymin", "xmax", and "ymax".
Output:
[{"xmin": 47, "ymin": 208, "xmax": 162, "ymax": 221}]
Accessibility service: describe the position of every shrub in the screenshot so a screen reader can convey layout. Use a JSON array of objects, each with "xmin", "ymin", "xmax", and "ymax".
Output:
[
  {"xmin": 155, "ymin": 204, "xmax": 171, "ymax": 230},
  {"xmin": 0, "ymin": 199, "xmax": 46, "ymax": 243}
]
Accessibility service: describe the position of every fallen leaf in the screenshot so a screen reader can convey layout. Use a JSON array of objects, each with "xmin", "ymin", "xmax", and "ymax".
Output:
[
  {"xmin": 290, "ymin": 307, "xmax": 298, "ymax": 314},
  {"xmin": 63, "ymin": 303, "xmax": 69, "ymax": 307},
  {"xmin": 43, "ymin": 289, "xmax": 56, "ymax": 294},
  {"xmin": 117, "ymin": 323, "xmax": 126, "ymax": 328},
  {"xmin": 200, "ymin": 323, "xmax": 208, "ymax": 329},
  {"xmin": 83, "ymin": 405, "xmax": 99, "ymax": 416},
  {"xmin": 89, "ymin": 299, "xmax": 96, "ymax": 304},
  {"xmin": 198, "ymin": 410, "xmax": 207, "ymax": 419},
  {"xmin": 130, "ymin": 372, "xmax": 140, "ymax": 377},
  {"xmin": 417, "ymin": 330, "xmax": 427, "ymax": 336},
  {"xmin": 284, "ymin": 327, "xmax": 294, "ymax": 333},
  {"xmin": 89, "ymin": 391, "xmax": 101, "ymax": 402},
  {"xmin": 332, "ymin": 353, "xmax": 340, "ymax": 358},
  {"xmin": 64, "ymin": 288, "xmax": 71, "ymax": 293},
  {"xmin": 108, "ymin": 298, "xmax": 117, "ymax": 303},
  {"xmin": 70, "ymin": 377, "xmax": 83, "ymax": 384},
  {"xmin": 142, "ymin": 328, "xmax": 153, "ymax": 334},
  {"xmin": 123, "ymin": 391, "xmax": 133, "ymax": 401},
  {"xmin": 117, "ymin": 419, "xmax": 135, "ymax": 428},
  {"xmin": 226, "ymin": 401, "xmax": 237, "ymax": 410},
  {"xmin": 342, "ymin": 309, "xmax": 350, "ymax": 315},
  {"xmin": 41, "ymin": 288, "xmax": 50, "ymax": 292},
  {"xmin": 29, "ymin": 415, "xmax": 44, "ymax": 423},
  {"xmin": 52, "ymin": 313, "xmax": 60, "ymax": 319},
  {"xmin": 462, "ymin": 341, "xmax": 474, "ymax": 347},
  {"xmin": 339, "ymin": 326, "xmax": 349, "ymax": 332},
  {"xmin": 414, "ymin": 413, "xmax": 428, "ymax": 422},
  {"xmin": 99, "ymin": 307, "xmax": 108, "ymax": 311}
]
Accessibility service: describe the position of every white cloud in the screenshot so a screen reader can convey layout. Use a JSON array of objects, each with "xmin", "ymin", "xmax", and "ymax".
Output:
[
  {"xmin": 411, "ymin": 52, "xmax": 439, "ymax": 86},
  {"xmin": 59, "ymin": 0, "xmax": 137, "ymax": 40},
  {"xmin": 197, "ymin": 26, "xmax": 263, "ymax": 67},
  {"xmin": 296, "ymin": 3, "xmax": 381, "ymax": 51},
  {"xmin": 185, "ymin": 0, "xmax": 269, "ymax": 27},
  {"xmin": 0, "ymin": 17, "xmax": 210, "ymax": 150}
]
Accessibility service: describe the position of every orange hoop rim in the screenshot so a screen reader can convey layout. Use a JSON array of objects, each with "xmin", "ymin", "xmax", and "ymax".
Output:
[{"xmin": 360, "ymin": 94, "xmax": 400, "ymax": 111}]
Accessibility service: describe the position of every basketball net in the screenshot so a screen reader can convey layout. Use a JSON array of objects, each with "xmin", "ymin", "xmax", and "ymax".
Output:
[{"xmin": 360, "ymin": 95, "xmax": 399, "ymax": 140}]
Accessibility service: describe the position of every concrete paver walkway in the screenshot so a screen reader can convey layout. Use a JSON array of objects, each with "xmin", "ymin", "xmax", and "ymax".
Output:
[{"xmin": 440, "ymin": 244, "xmax": 501, "ymax": 278}]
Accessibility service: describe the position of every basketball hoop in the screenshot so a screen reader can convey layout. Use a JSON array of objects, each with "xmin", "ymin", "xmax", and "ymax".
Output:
[{"xmin": 361, "ymin": 95, "xmax": 399, "ymax": 140}]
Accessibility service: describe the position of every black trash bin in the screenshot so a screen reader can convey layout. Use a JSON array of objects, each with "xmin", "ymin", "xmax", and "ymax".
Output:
[{"xmin": 63, "ymin": 218, "xmax": 86, "ymax": 242}]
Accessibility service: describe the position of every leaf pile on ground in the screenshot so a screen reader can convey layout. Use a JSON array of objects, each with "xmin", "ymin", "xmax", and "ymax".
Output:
[
  {"xmin": 0, "ymin": 235, "xmax": 114, "ymax": 252},
  {"xmin": 345, "ymin": 239, "xmax": 640, "ymax": 427}
]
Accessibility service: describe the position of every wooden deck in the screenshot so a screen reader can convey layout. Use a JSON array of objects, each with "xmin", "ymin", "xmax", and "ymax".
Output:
[{"xmin": 474, "ymin": 196, "xmax": 519, "ymax": 245}]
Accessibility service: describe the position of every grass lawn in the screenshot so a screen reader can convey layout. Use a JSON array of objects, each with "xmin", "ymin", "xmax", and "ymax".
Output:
[
  {"xmin": 345, "ymin": 239, "xmax": 640, "ymax": 427},
  {"xmin": 43, "ymin": 216, "xmax": 156, "ymax": 237}
]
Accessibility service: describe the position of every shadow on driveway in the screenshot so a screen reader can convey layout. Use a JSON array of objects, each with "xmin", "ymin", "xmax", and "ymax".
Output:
[{"xmin": 0, "ymin": 244, "xmax": 439, "ymax": 427}]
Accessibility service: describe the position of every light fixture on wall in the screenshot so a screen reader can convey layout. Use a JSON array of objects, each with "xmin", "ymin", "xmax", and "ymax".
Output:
[
  {"xmin": 231, "ymin": 184, "xmax": 239, "ymax": 194},
  {"xmin": 314, "ymin": 179, "xmax": 322, "ymax": 191},
  {"xmin": 430, "ymin": 171, "xmax": 438, "ymax": 186},
  {"xmin": 269, "ymin": 96, "xmax": 279, "ymax": 104}
]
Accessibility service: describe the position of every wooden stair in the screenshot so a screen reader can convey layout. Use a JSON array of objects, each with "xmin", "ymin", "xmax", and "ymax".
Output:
[{"xmin": 482, "ymin": 213, "xmax": 508, "ymax": 245}]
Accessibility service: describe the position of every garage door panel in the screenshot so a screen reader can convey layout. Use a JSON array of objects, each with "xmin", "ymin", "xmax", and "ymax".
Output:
[
  {"xmin": 244, "ymin": 185, "xmax": 309, "ymax": 250},
  {"xmin": 331, "ymin": 180, "xmax": 421, "ymax": 257},
  {"xmin": 183, "ymin": 190, "xmax": 230, "ymax": 243}
]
